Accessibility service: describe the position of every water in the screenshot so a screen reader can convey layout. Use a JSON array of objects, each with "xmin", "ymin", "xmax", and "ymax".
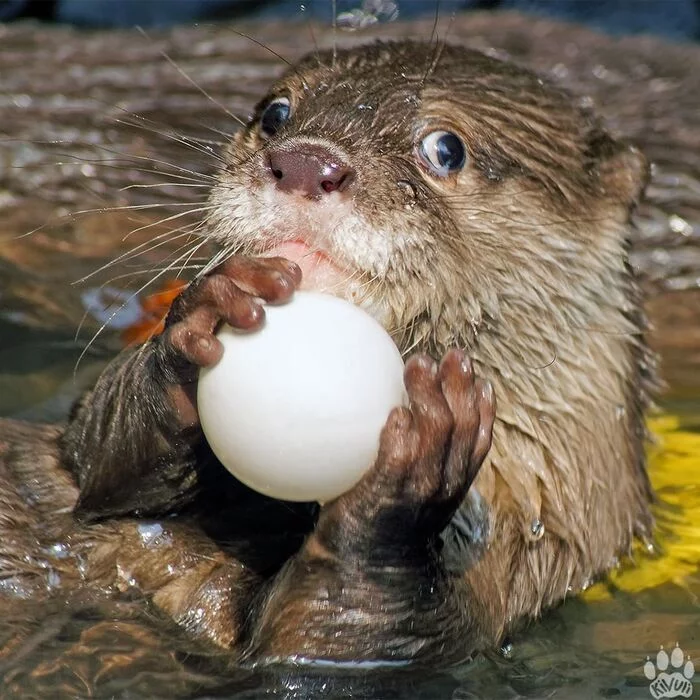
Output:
[{"xmin": 0, "ymin": 222, "xmax": 698, "ymax": 698}]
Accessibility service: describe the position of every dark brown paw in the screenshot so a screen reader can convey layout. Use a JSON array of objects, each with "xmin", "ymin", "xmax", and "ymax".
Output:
[
  {"xmin": 317, "ymin": 350, "xmax": 496, "ymax": 556},
  {"xmin": 152, "ymin": 256, "xmax": 302, "ymax": 426}
]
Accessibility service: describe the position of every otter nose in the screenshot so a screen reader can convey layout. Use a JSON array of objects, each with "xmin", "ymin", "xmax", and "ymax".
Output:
[{"xmin": 267, "ymin": 145, "xmax": 355, "ymax": 199}]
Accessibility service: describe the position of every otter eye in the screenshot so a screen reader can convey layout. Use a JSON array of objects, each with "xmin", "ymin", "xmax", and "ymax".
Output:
[
  {"xmin": 418, "ymin": 131, "xmax": 467, "ymax": 176},
  {"xmin": 259, "ymin": 97, "xmax": 291, "ymax": 138}
]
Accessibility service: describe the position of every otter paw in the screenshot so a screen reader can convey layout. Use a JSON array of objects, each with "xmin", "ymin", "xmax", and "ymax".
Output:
[
  {"xmin": 159, "ymin": 256, "xmax": 301, "ymax": 370},
  {"xmin": 318, "ymin": 350, "xmax": 496, "ymax": 554},
  {"xmin": 151, "ymin": 256, "xmax": 301, "ymax": 426}
]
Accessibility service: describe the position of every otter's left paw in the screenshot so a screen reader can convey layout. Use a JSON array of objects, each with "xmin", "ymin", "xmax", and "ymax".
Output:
[{"xmin": 317, "ymin": 350, "xmax": 495, "ymax": 556}]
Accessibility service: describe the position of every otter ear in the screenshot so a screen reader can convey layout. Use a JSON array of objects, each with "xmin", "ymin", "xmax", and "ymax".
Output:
[{"xmin": 597, "ymin": 142, "xmax": 650, "ymax": 208}]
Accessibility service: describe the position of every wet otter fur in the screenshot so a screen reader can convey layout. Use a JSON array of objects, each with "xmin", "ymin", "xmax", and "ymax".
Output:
[{"xmin": 0, "ymin": 39, "xmax": 655, "ymax": 665}]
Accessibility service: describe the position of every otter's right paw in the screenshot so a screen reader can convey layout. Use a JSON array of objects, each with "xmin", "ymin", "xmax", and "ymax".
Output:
[
  {"xmin": 153, "ymin": 256, "xmax": 302, "ymax": 427},
  {"xmin": 315, "ymin": 350, "xmax": 496, "ymax": 560}
]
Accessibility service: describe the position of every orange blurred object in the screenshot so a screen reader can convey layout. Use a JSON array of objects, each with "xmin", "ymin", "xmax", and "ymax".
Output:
[{"xmin": 120, "ymin": 279, "xmax": 187, "ymax": 345}]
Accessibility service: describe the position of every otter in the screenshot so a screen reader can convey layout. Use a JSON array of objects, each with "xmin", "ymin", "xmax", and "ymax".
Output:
[{"xmin": 0, "ymin": 39, "xmax": 656, "ymax": 666}]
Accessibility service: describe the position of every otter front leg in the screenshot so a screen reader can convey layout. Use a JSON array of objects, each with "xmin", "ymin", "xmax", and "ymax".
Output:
[
  {"xmin": 247, "ymin": 351, "xmax": 496, "ymax": 664},
  {"xmin": 62, "ymin": 257, "xmax": 302, "ymax": 521}
]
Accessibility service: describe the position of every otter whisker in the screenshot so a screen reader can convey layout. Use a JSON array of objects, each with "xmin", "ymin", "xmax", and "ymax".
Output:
[
  {"xmin": 99, "ymin": 264, "xmax": 206, "ymax": 287},
  {"xmin": 136, "ymin": 27, "xmax": 246, "ymax": 129},
  {"xmin": 301, "ymin": 6, "xmax": 322, "ymax": 70},
  {"xmin": 104, "ymin": 98, "xmax": 239, "ymax": 145},
  {"xmin": 420, "ymin": 9, "xmax": 453, "ymax": 87},
  {"xmin": 18, "ymin": 129, "xmax": 223, "ymax": 187},
  {"xmin": 118, "ymin": 205, "xmax": 214, "ymax": 237},
  {"xmin": 108, "ymin": 105, "xmax": 234, "ymax": 146},
  {"xmin": 69, "ymin": 202, "xmax": 208, "ymax": 215},
  {"xmin": 93, "ymin": 148, "xmax": 220, "ymax": 183},
  {"xmin": 331, "ymin": 0, "xmax": 338, "ymax": 69},
  {"xmin": 177, "ymin": 237, "xmax": 211, "ymax": 280},
  {"xmin": 110, "ymin": 114, "xmax": 229, "ymax": 165},
  {"xmin": 227, "ymin": 28, "xmax": 293, "ymax": 68},
  {"xmin": 196, "ymin": 242, "xmax": 242, "ymax": 280},
  {"xmin": 74, "ymin": 237, "xmax": 212, "ymax": 370},
  {"xmin": 53, "ymin": 138, "xmax": 222, "ymax": 182},
  {"xmin": 119, "ymin": 225, "xmax": 208, "ymax": 270},
  {"xmin": 75, "ymin": 225, "xmax": 205, "ymax": 284},
  {"xmin": 122, "ymin": 183, "xmax": 211, "ymax": 191},
  {"xmin": 30, "ymin": 153, "xmax": 218, "ymax": 187}
]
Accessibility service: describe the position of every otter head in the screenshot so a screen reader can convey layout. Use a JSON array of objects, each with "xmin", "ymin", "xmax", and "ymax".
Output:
[{"xmin": 207, "ymin": 41, "xmax": 655, "ymax": 614}]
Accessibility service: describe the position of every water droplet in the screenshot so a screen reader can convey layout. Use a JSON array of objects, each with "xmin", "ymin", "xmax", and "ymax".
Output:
[
  {"xmin": 336, "ymin": 9, "xmax": 378, "ymax": 30},
  {"xmin": 116, "ymin": 563, "xmax": 137, "ymax": 590},
  {"xmin": 137, "ymin": 522, "xmax": 171, "ymax": 548},
  {"xmin": 397, "ymin": 179, "xmax": 417, "ymax": 205},
  {"xmin": 669, "ymin": 214, "xmax": 693, "ymax": 236},
  {"xmin": 0, "ymin": 576, "xmax": 31, "ymax": 599},
  {"xmin": 76, "ymin": 554, "xmax": 88, "ymax": 580},
  {"xmin": 46, "ymin": 542, "xmax": 70, "ymax": 560},
  {"xmin": 551, "ymin": 63, "xmax": 569, "ymax": 80},
  {"xmin": 13, "ymin": 94, "xmax": 32, "ymax": 108},
  {"xmin": 671, "ymin": 643, "xmax": 684, "ymax": 668},
  {"xmin": 592, "ymin": 64, "xmax": 610, "ymax": 80},
  {"xmin": 657, "ymin": 646, "xmax": 669, "ymax": 671},
  {"xmin": 47, "ymin": 569, "xmax": 61, "ymax": 590},
  {"xmin": 530, "ymin": 519, "xmax": 544, "ymax": 540},
  {"xmin": 643, "ymin": 659, "xmax": 656, "ymax": 680}
]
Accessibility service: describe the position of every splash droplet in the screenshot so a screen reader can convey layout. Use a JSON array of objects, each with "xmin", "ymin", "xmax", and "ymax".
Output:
[
  {"xmin": 530, "ymin": 519, "xmax": 545, "ymax": 540},
  {"xmin": 47, "ymin": 569, "xmax": 61, "ymax": 590},
  {"xmin": 46, "ymin": 542, "xmax": 70, "ymax": 560},
  {"xmin": 669, "ymin": 214, "xmax": 692, "ymax": 236},
  {"xmin": 137, "ymin": 522, "xmax": 172, "ymax": 548}
]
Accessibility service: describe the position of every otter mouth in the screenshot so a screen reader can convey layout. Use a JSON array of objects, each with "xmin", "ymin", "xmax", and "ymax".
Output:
[{"xmin": 263, "ymin": 239, "xmax": 352, "ymax": 297}]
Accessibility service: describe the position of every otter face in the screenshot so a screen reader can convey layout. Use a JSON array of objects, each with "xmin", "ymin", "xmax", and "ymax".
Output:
[{"xmin": 207, "ymin": 40, "xmax": 646, "ymax": 357}]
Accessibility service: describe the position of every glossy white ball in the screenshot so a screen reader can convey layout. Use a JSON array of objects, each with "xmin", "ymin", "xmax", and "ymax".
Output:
[{"xmin": 197, "ymin": 292, "xmax": 406, "ymax": 502}]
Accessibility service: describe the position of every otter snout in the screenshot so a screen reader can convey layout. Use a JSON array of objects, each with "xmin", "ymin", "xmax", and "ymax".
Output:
[{"xmin": 266, "ymin": 144, "xmax": 355, "ymax": 199}]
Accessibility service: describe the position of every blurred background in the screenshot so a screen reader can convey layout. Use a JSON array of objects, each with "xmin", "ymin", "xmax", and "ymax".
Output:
[{"xmin": 1, "ymin": 0, "xmax": 699, "ymax": 41}]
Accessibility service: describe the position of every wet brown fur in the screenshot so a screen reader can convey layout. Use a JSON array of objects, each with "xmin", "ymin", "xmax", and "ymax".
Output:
[{"xmin": 0, "ymin": 40, "xmax": 656, "ymax": 663}]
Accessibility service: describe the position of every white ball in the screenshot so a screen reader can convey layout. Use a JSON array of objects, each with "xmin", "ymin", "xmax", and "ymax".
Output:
[{"xmin": 197, "ymin": 292, "xmax": 406, "ymax": 503}]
